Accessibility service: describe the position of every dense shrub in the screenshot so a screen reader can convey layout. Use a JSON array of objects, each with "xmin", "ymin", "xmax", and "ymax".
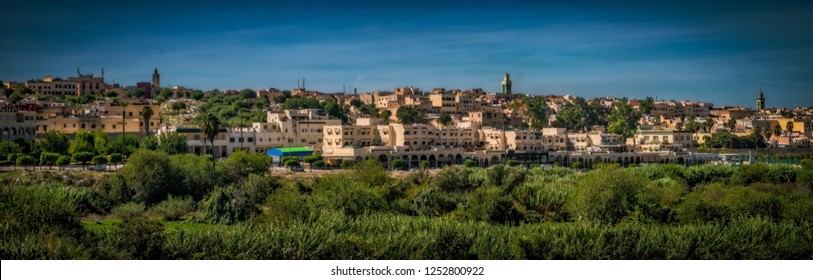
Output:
[
  {"xmin": 112, "ymin": 202, "xmax": 145, "ymax": 219},
  {"xmin": 150, "ymin": 196, "xmax": 195, "ymax": 220},
  {"xmin": 569, "ymin": 167, "xmax": 648, "ymax": 225},
  {"xmin": 120, "ymin": 150, "xmax": 178, "ymax": 204}
]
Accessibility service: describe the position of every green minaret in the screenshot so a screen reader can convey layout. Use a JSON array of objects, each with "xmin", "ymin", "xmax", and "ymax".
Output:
[
  {"xmin": 501, "ymin": 72, "xmax": 512, "ymax": 94},
  {"xmin": 756, "ymin": 90, "xmax": 765, "ymax": 111}
]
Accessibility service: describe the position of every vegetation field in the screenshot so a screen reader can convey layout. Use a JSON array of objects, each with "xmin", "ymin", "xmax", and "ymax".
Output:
[{"xmin": 2, "ymin": 150, "xmax": 813, "ymax": 259}]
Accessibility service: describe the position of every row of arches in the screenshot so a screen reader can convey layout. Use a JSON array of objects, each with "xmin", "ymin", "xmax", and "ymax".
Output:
[{"xmin": 1, "ymin": 126, "xmax": 36, "ymax": 140}]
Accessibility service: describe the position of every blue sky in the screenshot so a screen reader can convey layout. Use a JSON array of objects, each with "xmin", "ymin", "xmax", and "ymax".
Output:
[{"xmin": 2, "ymin": 0, "xmax": 812, "ymax": 108}]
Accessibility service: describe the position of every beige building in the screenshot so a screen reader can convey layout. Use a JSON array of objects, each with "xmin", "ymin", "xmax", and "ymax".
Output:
[
  {"xmin": 1, "ymin": 105, "xmax": 37, "ymax": 140},
  {"xmin": 635, "ymin": 129, "xmax": 693, "ymax": 151},
  {"xmin": 35, "ymin": 101, "xmax": 161, "ymax": 136}
]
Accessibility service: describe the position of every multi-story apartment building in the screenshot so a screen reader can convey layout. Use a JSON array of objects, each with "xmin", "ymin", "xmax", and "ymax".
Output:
[{"xmin": 635, "ymin": 129, "xmax": 693, "ymax": 151}]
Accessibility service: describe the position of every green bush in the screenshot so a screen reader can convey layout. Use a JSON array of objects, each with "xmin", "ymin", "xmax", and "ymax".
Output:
[
  {"xmin": 150, "ymin": 196, "xmax": 195, "ymax": 220},
  {"xmin": 91, "ymin": 155, "xmax": 108, "ymax": 165},
  {"xmin": 111, "ymin": 202, "xmax": 145, "ymax": 219},
  {"xmin": 463, "ymin": 159, "xmax": 476, "ymax": 168},
  {"xmin": 111, "ymin": 218, "xmax": 165, "ymax": 259},
  {"xmin": 341, "ymin": 159, "xmax": 357, "ymax": 169},
  {"xmin": 420, "ymin": 160, "xmax": 431, "ymax": 169},
  {"xmin": 352, "ymin": 159, "xmax": 389, "ymax": 188},
  {"xmin": 390, "ymin": 159, "xmax": 406, "ymax": 170},
  {"xmin": 569, "ymin": 167, "xmax": 648, "ymax": 225},
  {"xmin": 571, "ymin": 161, "xmax": 583, "ymax": 169},
  {"xmin": 56, "ymin": 155, "xmax": 71, "ymax": 168},
  {"xmin": 120, "ymin": 149, "xmax": 177, "ymax": 204}
]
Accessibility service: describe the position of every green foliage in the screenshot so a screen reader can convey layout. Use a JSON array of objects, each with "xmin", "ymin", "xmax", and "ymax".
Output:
[
  {"xmin": 108, "ymin": 153, "xmax": 123, "ymax": 165},
  {"xmin": 340, "ymin": 159, "xmax": 357, "ymax": 169},
  {"xmin": 112, "ymin": 202, "xmax": 145, "ymax": 219},
  {"xmin": 220, "ymin": 151, "xmax": 272, "ymax": 180},
  {"xmin": 91, "ymin": 155, "xmax": 107, "ymax": 165},
  {"xmin": 525, "ymin": 96, "xmax": 548, "ymax": 129},
  {"xmin": 396, "ymin": 105, "xmax": 427, "ymax": 124},
  {"xmin": 107, "ymin": 134, "xmax": 139, "ymax": 157},
  {"xmin": 463, "ymin": 159, "xmax": 476, "ymax": 168},
  {"xmin": 56, "ymin": 155, "xmax": 71, "ymax": 167},
  {"xmin": 150, "ymin": 196, "xmax": 195, "ymax": 221},
  {"xmin": 569, "ymin": 167, "xmax": 649, "ymax": 225},
  {"xmin": 606, "ymin": 99, "xmax": 641, "ymax": 138},
  {"xmin": 0, "ymin": 140, "xmax": 22, "ymax": 161},
  {"xmin": 139, "ymin": 135, "xmax": 159, "ymax": 150},
  {"xmin": 40, "ymin": 152, "xmax": 61, "ymax": 167},
  {"xmin": 157, "ymin": 132, "xmax": 187, "ymax": 155},
  {"xmin": 37, "ymin": 131, "xmax": 69, "ymax": 155},
  {"xmin": 352, "ymin": 159, "xmax": 389, "ymax": 187},
  {"xmin": 111, "ymin": 218, "xmax": 165, "ymax": 259},
  {"xmin": 702, "ymin": 132, "xmax": 766, "ymax": 149},
  {"xmin": 282, "ymin": 96, "xmax": 321, "ymax": 110},
  {"xmin": 99, "ymin": 174, "xmax": 131, "ymax": 205},
  {"xmin": 15, "ymin": 154, "xmax": 36, "ymax": 167},
  {"xmin": 198, "ymin": 174, "xmax": 281, "ymax": 224},
  {"xmin": 170, "ymin": 154, "xmax": 217, "ymax": 200},
  {"xmin": 312, "ymin": 175, "xmax": 388, "ymax": 217},
  {"xmin": 69, "ymin": 130, "xmax": 96, "ymax": 155},
  {"xmin": 505, "ymin": 159, "xmax": 521, "ymax": 167},
  {"xmin": 420, "ymin": 160, "xmax": 431, "ymax": 169},
  {"xmin": 390, "ymin": 159, "xmax": 406, "ymax": 170},
  {"xmin": 72, "ymin": 152, "xmax": 94, "ymax": 166},
  {"xmin": 120, "ymin": 149, "xmax": 177, "ymax": 204},
  {"xmin": 571, "ymin": 161, "xmax": 583, "ymax": 169}
]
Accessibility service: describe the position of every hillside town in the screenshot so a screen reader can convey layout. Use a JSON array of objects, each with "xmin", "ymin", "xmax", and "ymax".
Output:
[{"xmin": 2, "ymin": 70, "xmax": 812, "ymax": 169}]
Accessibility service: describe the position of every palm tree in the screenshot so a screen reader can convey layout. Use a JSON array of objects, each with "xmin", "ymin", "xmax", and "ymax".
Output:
[
  {"xmin": 120, "ymin": 101, "xmax": 128, "ymax": 155},
  {"xmin": 200, "ymin": 113, "xmax": 221, "ymax": 172},
  {"xmin": 141, "ymin": 106, "xmax": 154, "ymax": 136},
  {"xmin": 727, "ymin": 118, "xmax": 737, "ymax": 132},
  {"xmin": 763, "ymin": 128, "xmax": 773, "ymax": 149},
  {"xmin": 773, "ymin": 124, "xmax": 782, "ymax": 148},
  {"xmin": 704, "ymin": 119, "xmax": 715, "ymax": 133},
  {"xmin": 787, "ymin": 121, "xmax": 795, "ymax": 148},
  {"xmin": 752, "ymin": 126, "xmax": 762, "ymax": 150}
]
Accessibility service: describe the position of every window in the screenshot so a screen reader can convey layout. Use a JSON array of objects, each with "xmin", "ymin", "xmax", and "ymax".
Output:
[{"xmin": 230, "ymin": 137, "xmax": 235, "ymax": 143}]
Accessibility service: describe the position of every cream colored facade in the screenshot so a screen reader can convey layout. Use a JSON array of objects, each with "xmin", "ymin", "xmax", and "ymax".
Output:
[
  {"xmin": 635, "ymin": 129, "xmax": 693, "ymax": 151},
  {"xmin": 26, "ymin": 76, "xmax": 77, "ymax": 95},
  {"xmin": 1, "ymin": 105, "xmax": 37, "ymax": 140},
  {"xmin": 34, "ymin": 101, "xmax": 161, "ymax": 135}
]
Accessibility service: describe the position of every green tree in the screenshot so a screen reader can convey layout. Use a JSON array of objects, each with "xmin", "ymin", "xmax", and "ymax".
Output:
[
  {"xmin": 15, "ymin": 154, "xmax": 36, "ymax": 171},
  {"xmin": 120, "ymin": 149, "xmax": 177, "ymax": 204},
  {"xmin": 525, "ymin": 96, "xmax": 548, "ymax": 129},
  {"xmin": 157, "ymin": 132, "xmax": 187, "ymax": 155},
  {"xmin": 108, "ymin": 134, "xmax": 139, "ymax": 157},
  {"xmin": 420, "ymin": 160, "xmax": 431, "ymax": 169},
  {"xmin": 322, "ymin": 100, "xmax": 348, "ymax": 124},
  {"xmin": 68, "ymin": 130, "xmax": 96, "ymax": 156},
  {"xmin": 141, "ymin": 106, "xmax": 154, "ymax": 136},
  {"xmin": 786, "ymin": 121, "xmax": 795, "ymax": 147},
  {"xmin": 72, "ymin": 152, "xmax": 94, "ymax": 169},
  {"xmin": 139, "ymin": 135, "xmax": 159, "ymax": 150},
  {"xmin": 607, "ymin": 100, "xmax": 640, "ymax": 138},
  {"xmin": 638, "ymin": 97, "xmax": 654, "ymax": 115},
  {"xmin": 390, "ymin": 159, "xmax": 406, "ymax": 170},
  {"xmin": 199, "ymin": 113, "xmax": 221, "ymax": 174},
  {"xmin": 396, "ymin": 105, "xmax": 427, "ymax": 124},
  {"xmin": 109, "ymin": 153, "xmax": 123, "ymax": 168},
  {"xmin": 93, "ymin": 130, "xmax": 109, "ymax": 155},
  {"xmin": 92, "ymin": 155, "xmax": 108, "ymax": 165},
  {"xmin": 40, "ymin": 152, "xmax": 60, "ymax": 170},
  {"xmin": 239, "ymin": 88, "xmax": 256, "ymax": 99},
  {"xmin": 0, "ymin": 140, "xmax": 22, "ymax": 161},
  {"xmin": 37, "ymin": 131, "xmax": 69, "ymax": 155},
  {"xmin": 463, "ymin": 159, "xmax": 476, "ymax": 168},
  {"xmin": 56, "ymin": 155, "xmax": 71, "ymax": 170}
]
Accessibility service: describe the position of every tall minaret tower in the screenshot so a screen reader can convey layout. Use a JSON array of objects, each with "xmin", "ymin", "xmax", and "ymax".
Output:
[
  {"xmin": 501, "ymin": 72, "xmax": 512, "ymax": 95},
  {"xmin": 756, "ymin": 90, "xmax": 765, "ymax": 111},
  {"xmin": 152, "ymin": 67, "xmax": 160, "ymax": 93}
]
